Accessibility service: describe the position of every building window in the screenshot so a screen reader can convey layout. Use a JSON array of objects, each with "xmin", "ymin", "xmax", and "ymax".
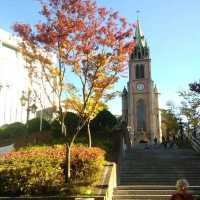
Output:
[
  {"xmin": 137, "ymin": 99, "xmax": 146, "ymax": 131},
  {"xmin": 136, "ymin": 64, "xmax": 145, "ymax": 79},
  {"xmin": 138, "ymin": 52, "xmax": 141, "ymax": 59}
]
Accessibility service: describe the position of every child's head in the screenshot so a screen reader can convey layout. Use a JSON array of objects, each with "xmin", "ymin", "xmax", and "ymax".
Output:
[{"xmin": 176, "ymin": 179, "xmax": 189, "ymax": 192}]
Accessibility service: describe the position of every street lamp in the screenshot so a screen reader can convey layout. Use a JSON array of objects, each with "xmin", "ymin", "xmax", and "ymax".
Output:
[
  {"xmin": 127, "ymin": 125, "xmax": 134, "ymax": 147},
  {"xmin": 30, "ymin": 103, "xmax": 37, "ymax": 114},
  {"xmin": 20, "ymin": 91, "xmax": 27, "ymax": 107}
]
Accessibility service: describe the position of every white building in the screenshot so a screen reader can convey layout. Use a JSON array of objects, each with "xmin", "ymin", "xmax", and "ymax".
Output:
[{"xmin": 0, "ymin": 28, "xmax": 55, "ymax": 126}]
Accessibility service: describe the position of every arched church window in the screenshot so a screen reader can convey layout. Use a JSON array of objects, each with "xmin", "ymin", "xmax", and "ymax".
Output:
[
  {"xmin": 142, "ymin": 48, "xmax": 145, "ymax": 57},
  {"xmin": 138, "ymin": 51, "xmax": 141, "ymax": 59},
  {"xmin": 134, "ymin": 49, "xmax": 137, "ymax": 57},
  {"xmin": 136, "ymin": 99, "xmax": 146, "ymax": 131},
  {"xmin": 136, "ymin": 64, "xmax": 145, "ymax": 79},
  {"xmin": 145, "ymin": 47, "xmax": 149, "ymax": 57}
]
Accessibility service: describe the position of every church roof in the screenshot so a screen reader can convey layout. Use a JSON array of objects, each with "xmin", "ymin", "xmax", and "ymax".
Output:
[
  {"xmin": 134, "ymin": 20, "xmax": 147, "ymax": 48},
  {"xmin": 154, "ymin": 85, "xmax": 159, "ymax": 94},
  {"xmin": 122, "ymin": 87, "xmax": 128, "ymax": 94}
]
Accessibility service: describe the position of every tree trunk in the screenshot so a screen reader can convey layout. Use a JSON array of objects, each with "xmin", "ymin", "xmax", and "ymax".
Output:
[
  {"xmin": 61, "ymin": 116, "xmax": 66, "ymax": 136},
  {"xmin": 65, "ymin": 144, "xmax": 71, "ymax": 183},
  {"xmin": 39, "ymin": 110, "xmax": 43, "ymax": 132},
  {"xmin": 87, "ymin": 121, "xmax": 92, "ymax": 147}
]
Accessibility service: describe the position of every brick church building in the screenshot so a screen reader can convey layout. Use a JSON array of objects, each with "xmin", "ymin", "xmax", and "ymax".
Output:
[{"xmin": 122, "ymin": 20, "xmax": 162, "ymax": 144}]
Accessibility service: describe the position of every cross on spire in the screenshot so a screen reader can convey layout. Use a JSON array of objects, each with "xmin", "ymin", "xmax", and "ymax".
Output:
[{"xmin": 136, "ymin": 10, "xmax": 140, "ymax": 21}]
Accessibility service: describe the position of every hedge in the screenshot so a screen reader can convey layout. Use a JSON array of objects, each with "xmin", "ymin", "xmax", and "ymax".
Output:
[
  {"xmin": 0, "ymin": 122, "xmax": 27, "ymax": 139},
  {"xmin": 0, "ymin": 145, "xmax": 105, "ymax": 196},
  {"xmin": 70, "ymin": 146, "xmax": 105, "ymax": 184},
  {"xmin": 27, "ymin": 118, "xmax": 51, "ymax": 133}
]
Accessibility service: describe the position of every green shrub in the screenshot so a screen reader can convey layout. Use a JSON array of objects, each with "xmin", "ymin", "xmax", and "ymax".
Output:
[
  {"xmin": 0, "ymin": 146, "xmax": 65, "ymax": 196},
  {"xmin": 0, "ymin": 124, "xmax": 9, "ymax": 129},
  {"xmin": 1, "ymin": 122, "xmax": 27, "ymax": 138},
  {"xmin": 27, "ymin": 118, "xmax": 51, "ymax": 133},
  {"xmin": 0, "ymin": 146, "xmax": 105, "ymax": 195},
  {"xmin": 64, "ymin": 112, "xmax": 80, "ymax": 135},
  {"xmin": 0, "ymin": 128, "xmax": 4, "ymax": 137}
]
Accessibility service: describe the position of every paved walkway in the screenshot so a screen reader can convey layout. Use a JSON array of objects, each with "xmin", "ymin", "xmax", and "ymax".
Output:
[{"xmin": 0, "ymin": 144, "xmax": 14, "ymax": 155}]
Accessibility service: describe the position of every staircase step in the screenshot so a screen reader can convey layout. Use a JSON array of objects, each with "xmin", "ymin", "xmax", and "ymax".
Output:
[
  {"xmin": 119, "ymin": 182, "xmax": 200, "ymax": 186},
  {"xmin": 119, "ymin": 175, "xmax": 200, "ymax": 178},
  {"xmin": 115, "ymin": 185, "xmax": 200, "ymax": 190},
  {"xmin": 112, "ymin": 194, "xmax": 200, "ymax": 200},
  {"xmin": 120, "ymin": 170, "xmax": 200, "ymax": 173},
  {"xmin": 114, "ymin": 189, "xmax": 200, "ymax": 195},
  {"xmin": 115, "ymin": 146, "xmax": 200, "ymax": 199}
]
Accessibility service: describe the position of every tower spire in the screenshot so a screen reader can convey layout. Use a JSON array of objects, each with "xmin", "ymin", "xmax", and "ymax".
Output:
[
  {"xmin": 134, "ymin": 15, "xmax": 146, "ymax": 48},
  {"xmin": 135, "ymin": 10, "xmax": 144, "ymax": 40},
  {"xmin": 131, "ymin": 16, "xmax": 149, "ymax": 60},
  {"xmin": 136, "ymin": 10, "xmax": 140, "ymax": 21}
]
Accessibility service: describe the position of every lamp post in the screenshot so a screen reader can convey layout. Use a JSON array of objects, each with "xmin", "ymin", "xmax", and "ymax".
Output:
[
  {"xmin": 3, "ymin": 84, "xmax": 10, "ymax": 124},
  {"xmin": 127, "ymin": 125, "xmax": 134, "ymax": 147},
  {"xmin": 0, "ymin": 84, "xmax": 2, "ymax": 93}
]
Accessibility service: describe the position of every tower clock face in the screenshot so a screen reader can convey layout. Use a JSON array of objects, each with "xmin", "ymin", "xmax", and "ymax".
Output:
[{"xmin": 136, "ymin": 83, "xmax": 144, "ymax": 91}]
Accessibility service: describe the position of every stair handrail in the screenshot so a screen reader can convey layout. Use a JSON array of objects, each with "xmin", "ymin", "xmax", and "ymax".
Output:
[
  {"xmin": 121, "ymin": 122, "xmax": 132, "ymax": 151},
  {"xmin": 191, "ymin": 135, "xmax": 200, "ymax": 152},
  {"xmin": 116, "ymin": 122, "xmax": 132, "ymax": 185}
]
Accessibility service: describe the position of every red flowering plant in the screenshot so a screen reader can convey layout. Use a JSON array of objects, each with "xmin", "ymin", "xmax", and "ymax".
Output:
[
  {"xmin": 0, "ymin": 145, "xmax": 105, "ymax": 195},
  {"xmin": 70, "ymin": 146, "xmax": 105, "ymax": 184},
  {"xmin": 0, "ymin": 146, "xmax": 65, "ymax": 195}
]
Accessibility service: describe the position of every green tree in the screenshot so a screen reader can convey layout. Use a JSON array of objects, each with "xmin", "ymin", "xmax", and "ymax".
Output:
[
  {"xmin": 64, "ymin": 112, "xmax": 80, "ymax": 136},
  {"xmin": 161, "ymin": 109, "xmax": 179, "ymax": 138},
  {"xmin": 179, "ymin": 89, "xmax": 200, "ymax": 136},
  {"xmin": 91, "ymin": 109, "xmax": 117, "ymax": 131}
]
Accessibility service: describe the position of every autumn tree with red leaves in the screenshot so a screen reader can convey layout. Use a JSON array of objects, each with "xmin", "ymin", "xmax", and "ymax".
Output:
[{"xmin": 14, "ymin": 0, "xmax": 135, "ymax": 181}]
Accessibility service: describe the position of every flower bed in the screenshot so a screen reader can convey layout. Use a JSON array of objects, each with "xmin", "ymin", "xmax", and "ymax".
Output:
[{"xmin": 0, "ymin": 145, "xmax": 105, "ymax": 196}]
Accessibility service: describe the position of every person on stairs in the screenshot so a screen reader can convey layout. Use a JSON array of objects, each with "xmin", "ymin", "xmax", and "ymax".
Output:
[{"xmin": 170, "ymin": 179, "xmax": 196, "ymax": 200}]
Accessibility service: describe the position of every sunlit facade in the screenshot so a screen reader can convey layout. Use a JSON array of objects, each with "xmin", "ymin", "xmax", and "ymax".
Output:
[
  {"xmin": 0, "ymin": 28, "xmax": 55, "ymax": 126},
  {"xmin": 122, "ymin": 20, "xmax": 162, "ymax": 144}
]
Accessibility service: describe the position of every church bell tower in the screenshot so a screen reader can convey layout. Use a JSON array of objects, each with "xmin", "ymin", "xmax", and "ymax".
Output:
[{"xmin": 122, "ymin": 19, "xmax": 161, "ymax": 144}]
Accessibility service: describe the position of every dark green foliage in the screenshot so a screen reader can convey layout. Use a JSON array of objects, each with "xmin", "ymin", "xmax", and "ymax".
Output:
[
  {"xmin": 161, "ymin": 109, "xmax": 179, "ymax": 137},
  {"xmin": 0, "ymin": 128, "xmax": 7, "ymax": 140},
  {"xmin": 27, "ymin": 118, "xmax": 51, "ymax": 133},
  {"xmin": 64, "ymin": 112, "xmax": 80, "ymax": 135},
  {"xmin": 50, "ymin": 119, "xmax": 62, "ymax": 137},
  {"xmin": 0, "ymin": 122, "xmax": 27, "ymax": 139},
  {"xmin": 51, "ymin": 112, "xmax": 80, "ymax": 137},
  {"xmin": 91, "ymin": 109, "xmax": 117, "ymax": 131}
]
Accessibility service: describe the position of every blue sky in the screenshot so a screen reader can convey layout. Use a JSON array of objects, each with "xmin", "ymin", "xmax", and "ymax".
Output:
[{"xmin": 1, "ymin": 0, "xmax": 199, "ymax": 115}]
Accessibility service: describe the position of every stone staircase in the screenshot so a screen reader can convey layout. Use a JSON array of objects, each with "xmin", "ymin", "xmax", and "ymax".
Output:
[{"xmin": 113, "ymin": 145, "xmax": 200, "ymax": 199}]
